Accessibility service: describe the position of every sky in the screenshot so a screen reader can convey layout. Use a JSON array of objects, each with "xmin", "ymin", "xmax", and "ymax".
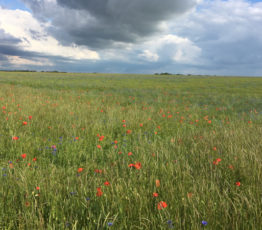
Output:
[{"xmin": 0, "ymin": 0, "xmax": 262, "ymax": 76}]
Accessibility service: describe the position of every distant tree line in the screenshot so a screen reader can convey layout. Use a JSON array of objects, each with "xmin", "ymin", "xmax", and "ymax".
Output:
[{"xmin": 0, "ymin": 70, "xmax": 67, "ymax": 73}]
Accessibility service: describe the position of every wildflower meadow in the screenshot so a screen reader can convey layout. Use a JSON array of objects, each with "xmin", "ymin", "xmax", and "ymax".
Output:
[{"xmin": 0, "ymin": 72, "xmax": 262, "ymax": 229}]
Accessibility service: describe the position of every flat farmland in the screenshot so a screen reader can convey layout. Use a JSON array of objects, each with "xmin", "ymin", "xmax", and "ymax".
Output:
[{"xmin": 0, "ymin": 72, "xmax": 262, "ymax": 229}]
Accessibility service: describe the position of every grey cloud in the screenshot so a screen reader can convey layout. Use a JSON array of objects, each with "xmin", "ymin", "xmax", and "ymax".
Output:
[
  {"xmin": 0, "ymin": 29, "xmax": 21, "ymax": 45},
  {"xmin": 22, "ymin": 0, "xmax": 197, "ymax": 49},
  {"xmin": 167, "ymin": 1, "xmax": 262, "ymax": 75}
]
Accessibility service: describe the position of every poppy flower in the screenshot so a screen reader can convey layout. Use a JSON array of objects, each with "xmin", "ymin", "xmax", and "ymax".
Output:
[
  {"xmin": 157, "ymin": 201, "xmax": 167, "ymax": 210},
  {"xmin": 213, "ymin": 147, "xmax": 217, "ymax": 151},
  {"xmin": 114, "ymin": 140, "xmax": 118, "ymax": 144},
  {"xmin": 235, "ymin": 182, "xmax": 241, "ymax": 186},
  {"xmin": 134, "ymin": 162, "xmax": 141, "ymax": 169},
  {"xmin": 36, "ymin": 186, "xmax": 40, "ymax": 190},
  {"xmin": 33, "ymin": 158, "xmax": 37, "ymax": 161},
  {"xmin": 126, "ymin": 130, "xmax": 132, "ymax": 134},
  {"xmin": 123, "ymin": 124, "xmax": 126, "ymax": 127},
  {"xmin": 97, "ymin": 145, "xmax": 102, "ymax": 149},
  {"xmin": 22, "ymin": 121, "xmax": 27, "ymax": 125},
  {"xmin": 94, "ymin": 169, "xmax": 102, "ymax": 174},
  {"xmin": 78, "ymin": 168, "xmax": 83, "ymax": 173},
  {"xmin": 12, "ymin": 136, "xmax": 19, "ymax": 140},
  {"xmin": 228, "ymin": 165, "xmax": 234, "ymax": 170},
  {"xmin": 153, "ymin": 192, "xmax": 158, "ymax": 197},
  {"xmin": 28, "ymin": 116, "xmax": 32, "ymax": 120},
  {"xmin": 156, "ymin": 179, "xmax": 160, "ymax": 187},
  {"xmin": 139, "ymin": 123, "xmax": 143, "ymax": 127},
  {"xmin": 128, "ymin": 163, "xmax": 135, "ymax": 168},
  {"xmin": 208, "ymin": 120, "xmax": 212, "ymax": 124},
  {"xmin": 96, "ymin": 187, "xmax": 103, "ymax": 196},
  {"xmin": 21, "ymin": 154, "xmax": 27, "ymax": 159},
  {"xmin": 128, "ymin": 152, "xmax": 132, "ymax": 156},
  {"xmin": 104, "ymin": 181, "xmax": 110, "ymax": 186},
  {"xmin": 213, "ymin": 158, "xmax": 222, "ymax": 165}
]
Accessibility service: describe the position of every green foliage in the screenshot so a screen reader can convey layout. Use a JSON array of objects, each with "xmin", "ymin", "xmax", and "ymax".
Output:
[{"xmin": 0, "ymin": 72, "xmax": 262, "ymax": 229}]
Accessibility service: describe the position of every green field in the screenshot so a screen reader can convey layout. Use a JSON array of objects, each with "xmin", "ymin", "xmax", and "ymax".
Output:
[{"xmin": 0, "ymin": 72, "xmax": 262, "ymax": 229}]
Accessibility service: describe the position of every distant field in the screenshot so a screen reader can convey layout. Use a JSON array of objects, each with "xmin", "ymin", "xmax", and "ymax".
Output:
[{"xmin": 0, "ymin": 72, "xmax": 262, "ymax": 229}]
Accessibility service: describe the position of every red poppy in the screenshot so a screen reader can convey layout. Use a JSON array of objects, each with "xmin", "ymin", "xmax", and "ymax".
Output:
[
  {"xmin": 156, "ymin": 179, "xmax": 160, "ymax": 187},
  {"xmin": 36, "ymin": 186, "xmax": 40, "ymax": 190},
  {"xmin": 128, "ymin": 152, "xmax": 132, "ymax": 156},
  {"xmin": 97, "ymin": 145, "xmax": 102, "ymax": 149},
  {"xmin": 208, "ymin": 120, "xmax": 212, "ymax": 124},
  {"xmin": 99, "ymin": 136, "xmax": 104, "ymax": 141},
  {"xmin": 78, "ymin": 168, "xmax": 83, "ymax": 173},
  {"xmin": 126, "ymin": 129, "xmax": 132, "ymax": 134},
  {"xmin": 104, "ymin": 181, "xmax": 110, "ymax": 186},
  {"xmin": 21, "ymin": 154, "xmax": 26, "ymax": 159},
  {"xmin": 22, "ymin": 121, "xmax": 27, "ymax": 125},
  {"xmin": 128, "ymin": 163, "xmax": 135, "ymax": 168},
  {"xmin": 157, "ymin": 201, "xmax": 167, "ymax": 210},
  {"xmin": 94, "ymin": 169, "xmax": 102, "ymax": 174},
  {"xmin": 123, "ymin": 124, "xmax": 126, "ymax": 127},
  {"xmin": 33, "ymin": 158, "xmax": 37, "ymax": 161},
  {"xmin": 213, "ymin": 158, "xmax": 222, "ymax": 165},
  {"xmin": 75, "ymin": 137, "xmax": 79, "ymax": 140},
  {"xmin": 134, "ymin": 162, "xmax": 141, "ymax": 169},
  {"xmin": 228, "ymin": 165, "xmax": 234, "ymax": 170},
  {"xmin": 213, "ymin": 147, "xmax": 217, "ymax": 151},
  {"xmin": 153, "ymin": 192, "xmax": 158, "ymax": 197},
  {"xmin": 235, "ymin": 182, "xmax": 241, "ymax": 186},
  {"xmin": 12, "ymin": 136, "xmax": 19, "ymax": 140},
  {"xmin": 114, "ymin": 140, "xmax": 118, "ymax": 144},
  {"xmin": 96, "ymin": 187, "xmax": 103, "ymax": 196},
  {"xmin": 28, "ymin": 116, "xmax": 32, "ymax": 120},
  {"xmin": 139, "ymin": 123, "xmax": 143, "ymax": 127}
]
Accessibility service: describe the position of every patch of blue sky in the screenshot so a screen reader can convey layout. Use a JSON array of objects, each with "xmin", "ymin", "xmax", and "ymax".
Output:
[{"xmin": 0, "ymin": 0, "xmax": 30, "ymax": 12}]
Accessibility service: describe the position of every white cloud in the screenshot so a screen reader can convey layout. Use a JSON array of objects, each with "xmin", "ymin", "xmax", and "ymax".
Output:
[
  {"xmin": 0, "ymin": 7, "xmax": 99, "ymax": 60},
  {"xmin": 139, "ymin": 34, "xmax": 202, "ymax": 64},
  {"xmin": 139, "ymin": 50, "xmax": 159, "ymax": 62},
  {"xmin": 6, "ymin": 56, "xmax": 54, "ymax": 66}
]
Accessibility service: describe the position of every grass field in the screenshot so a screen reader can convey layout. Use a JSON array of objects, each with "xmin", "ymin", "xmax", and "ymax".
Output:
[{"xmin": 0, "ymin": 72, "xmax": 262, "ymax": 229}]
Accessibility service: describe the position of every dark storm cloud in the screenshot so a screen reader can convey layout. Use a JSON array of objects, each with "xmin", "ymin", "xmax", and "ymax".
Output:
[
  {"xmin": 0, "ymin": 29, "xmax": 37, "ymax": 58},
  {"xmin": 0, "ymin": 29, "xmax": 21, "ymax": 45},
  {"xmin": 22, "ymin": 0, "xmax": 197, "ymax": 49}
]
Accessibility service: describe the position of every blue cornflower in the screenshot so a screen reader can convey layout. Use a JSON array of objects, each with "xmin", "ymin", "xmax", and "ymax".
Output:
[
  {"xmin": 108, "ymin": 222, "xmax": 113, "ymax": 227},
  {"xmin": 86, "ymin": 197, "xmax": 90, "ymax": 201},
  {"xmin": 167, "ymin": 220, "xmax": 174, "ymax": 228},
  {"xmin": 202, "ymin": 220, "xmax": 207, "ymax": 226}
]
